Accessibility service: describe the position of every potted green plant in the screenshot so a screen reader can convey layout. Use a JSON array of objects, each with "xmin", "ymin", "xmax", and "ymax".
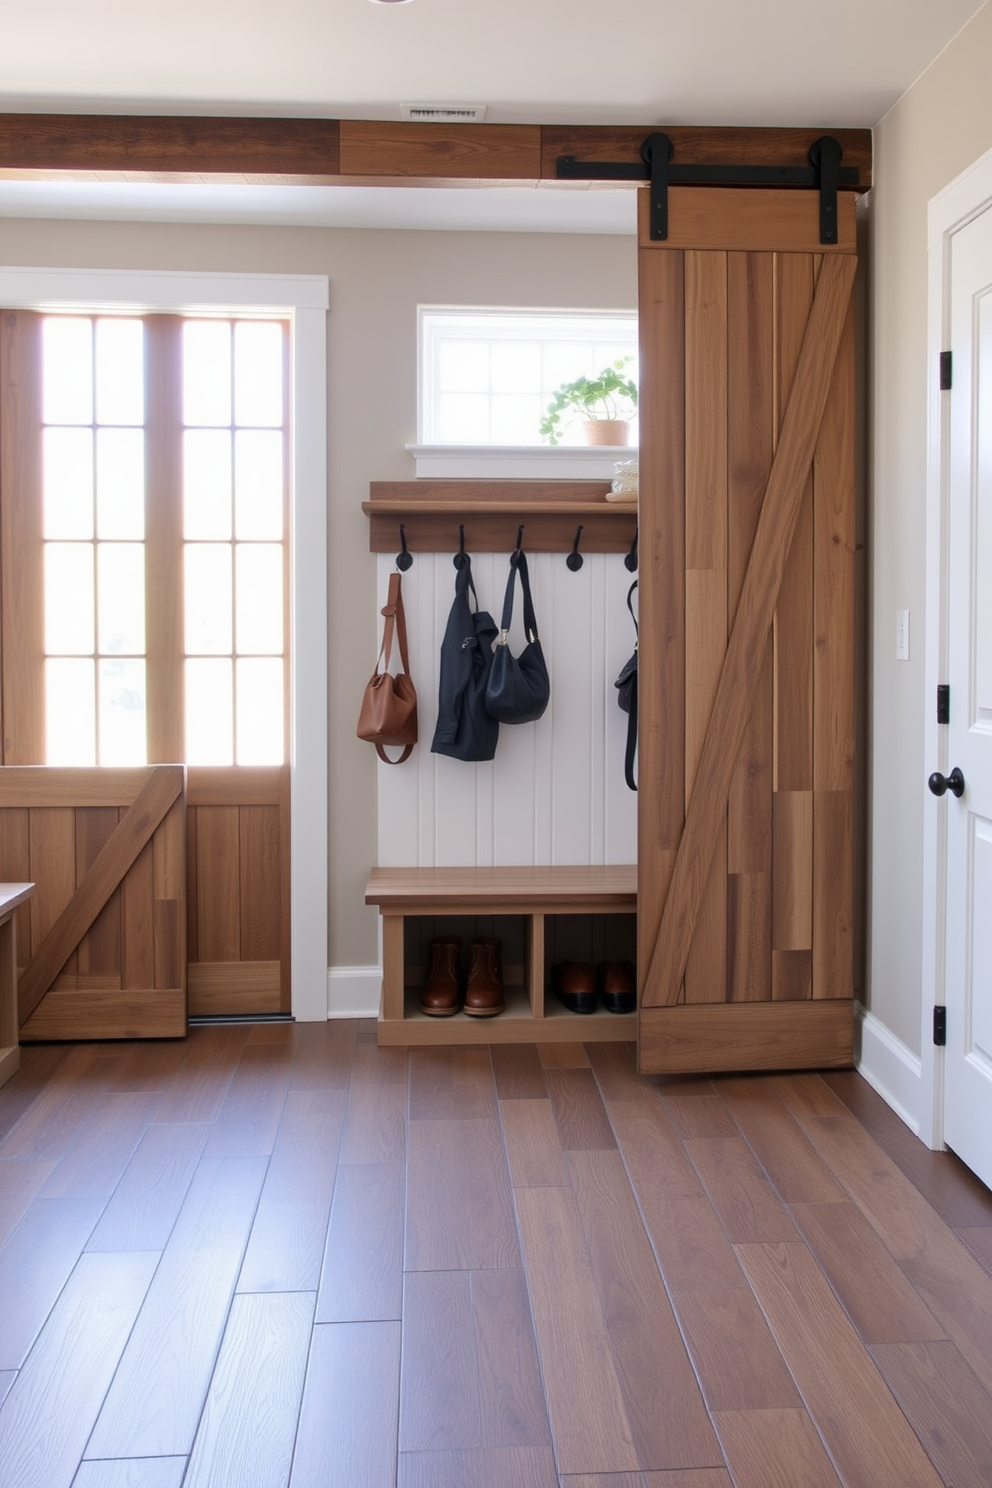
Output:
[{"xmin": 539, "ymin": 357, "xmax": 638, "ymax": 446}]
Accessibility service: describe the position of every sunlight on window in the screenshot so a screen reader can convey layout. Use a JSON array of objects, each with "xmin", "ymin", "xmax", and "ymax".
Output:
[
  {"xmin": 42, "ymin": 319, "xmax": 93, "ymax": 425},
  {"xmin": 44, "ymin": 544, "xmax": 95, "ymax": 655},
  {"xmin": 185, "ymin": 544, "xmax": 233, "ymax": 655},
  {"xmin": 43, "ymin": 428, "xmax": 94, "ymax": 540},
  {"xmin": 236, "ymin": 545, "xmax": 283, "ymax": 655},
  {"xmin": 99, "ymin": 659, "xmax": 147, "ymax": 766},
  {"xmin": 186, "ymin": 658, "xmax": 234, "ymax": 765},
  {"xmin": 39, "ymin": 311, "xmax": 288, "ymax": 770},
  {"xmin": 183, "ymin": 317, "xmax": 287, "ymax": 766},
  {"xmin": 95, "ymin": 319, "xmax": 144, "ymax": 426},
  {"xmin": 96, "ymin": 429, "xmax": 145, "ymax": 540},
  {"xmin": 184, "ymin": 430, "xmax": 233, "ymax": 540},
  {"xmin": 46, "ymin": 659, "xmax": 96, "ymax": 766},
  {"xmin": 235, "ymin": 431, "xmax": 283, "ymax": 540},
  {"xmin": 97, "ymin": 544, "xmax": 145, "ymax": 656},
  {"xmin": 183, "ymin": 321, "xmax": 232, "ymax": 426},
  {"xmin": 234, "ymin": 322, "xmax": 283, "ymax": 426},
  {"xmin": 236, "ymin": 658, "xmax": 284, "ymax": 765}
]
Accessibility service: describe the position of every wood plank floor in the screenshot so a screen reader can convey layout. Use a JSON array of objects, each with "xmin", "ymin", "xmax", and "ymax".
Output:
[{"xmin": 0, "ymin": 1027, "xmax": 990, "ymax": 1487}]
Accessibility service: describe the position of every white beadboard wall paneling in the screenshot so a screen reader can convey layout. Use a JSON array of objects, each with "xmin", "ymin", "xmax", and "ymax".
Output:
[{"xmin": 375, "ymin": 550, "xmax": 637, "ymax": 870}]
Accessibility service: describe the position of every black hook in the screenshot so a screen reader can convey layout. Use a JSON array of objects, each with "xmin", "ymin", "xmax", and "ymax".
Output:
[
  {"xmin": 510, "ymin": 524, "xmax": 525, "ymax": 566},
  {"xmin": 624, "ymin": 525, "xmax": 639, "ymax": 573},
  {"xmin": 566, "ymin": 524, "xmax": 584, "ymax": 572},
  {"xmin": 395, "ymin": 523, "xmax": 413, "ymax": 572},
  {"xmin": 453, "ymin": 523, "xmax": 468, "ymax": 569}
]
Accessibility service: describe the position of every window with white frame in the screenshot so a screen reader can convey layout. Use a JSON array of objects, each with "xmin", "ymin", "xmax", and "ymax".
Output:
[
  {"xmin": 39, "ymin": 312, "xmax": 289, "ymax": 768},
  {"xmin": 419, "ymin": 308, "xmax": 638, "ymax": 446}
]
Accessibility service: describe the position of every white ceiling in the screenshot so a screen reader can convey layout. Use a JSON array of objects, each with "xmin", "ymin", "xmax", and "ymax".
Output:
[{"xmin": 0, "ymin": 0, "xmax": 986, "ymax": 232}]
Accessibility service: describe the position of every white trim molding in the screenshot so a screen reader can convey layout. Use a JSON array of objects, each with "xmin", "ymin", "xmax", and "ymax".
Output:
[
  {"xmin": 921, "ymin": 144, "xmax": 992, "ymax": 1144},
  {"xmin": 0, "ymin": 265, "xmax": 329, "ymax": 1022},
  {"xmin": 327, "ymin": 965, "xmax": 382, "ymax": 1019},
  {"xmin": 855, "ymin": 1004, "xmax": 923, "ymax": 1136}
]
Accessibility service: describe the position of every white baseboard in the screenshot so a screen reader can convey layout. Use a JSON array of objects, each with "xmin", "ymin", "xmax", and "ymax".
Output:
[
  {"xmin": 854, "ymin": 1003, "xmax": 922, "ymax": 1135},
  {"xmin": 327, "ymin": 965, "xmax": 381, "ymax": 1019}
]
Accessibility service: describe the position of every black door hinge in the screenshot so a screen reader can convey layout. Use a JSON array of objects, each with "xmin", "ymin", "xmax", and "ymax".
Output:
[
  {"xmin": 940, "ymin": 351, "xmax": 953, "ymax": 390},
  {"xmin": 937, "ymin": 685, "xmax": 950, "ymax": 724},
  {"xmin": 933, "ymin": 1006, "xmax": 947, "ymax": 1046}
]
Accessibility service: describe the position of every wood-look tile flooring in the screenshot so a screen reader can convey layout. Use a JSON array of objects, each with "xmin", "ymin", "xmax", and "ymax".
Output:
[{"xmin": 0, "ymin": 1024, "xmax": 991, "ymax": 1488}]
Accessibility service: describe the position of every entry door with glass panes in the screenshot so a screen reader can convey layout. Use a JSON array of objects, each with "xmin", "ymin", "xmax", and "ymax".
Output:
[{"xmin": 0, "ymin": 310, "xmax": 291, "ymax": 1016}]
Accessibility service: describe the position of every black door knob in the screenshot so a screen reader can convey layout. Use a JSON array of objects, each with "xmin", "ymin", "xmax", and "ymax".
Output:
[{"xmin": 928, "ymin": 767, "xmax": 965, "ymax": 798}]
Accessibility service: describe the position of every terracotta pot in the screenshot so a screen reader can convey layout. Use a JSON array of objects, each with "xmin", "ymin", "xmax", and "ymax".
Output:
[{"xmin": 583, "ymin": 419, "xmax": 630, "ymax": 446}]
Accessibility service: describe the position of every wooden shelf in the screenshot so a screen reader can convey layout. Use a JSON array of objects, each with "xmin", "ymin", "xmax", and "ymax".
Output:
[
  {"xmin": 364, "ymin": 480, "xmax": 637, "ymax": 554},
  {"xmin": 367, "ymin": 865, "xmax": 636, "ymax": 1046}
]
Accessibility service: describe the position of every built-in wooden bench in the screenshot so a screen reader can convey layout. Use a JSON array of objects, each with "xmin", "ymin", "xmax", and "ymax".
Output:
[{"xmin": 366, "ymin": 864, "xmax": 636, "ymax": 1045}]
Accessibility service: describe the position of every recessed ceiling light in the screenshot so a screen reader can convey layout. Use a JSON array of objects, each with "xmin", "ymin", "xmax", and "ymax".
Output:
[{"xmin": 369, "ymin": 0, "xmax": 414, "ymax": 6}]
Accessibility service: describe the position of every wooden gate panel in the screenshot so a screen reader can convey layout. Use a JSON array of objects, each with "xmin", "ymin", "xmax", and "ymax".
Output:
[
  {"xmin": 0, "ymin": 766, "xmax": 187, "ymax": 1041},
  {"xmin": 186, "ymin": 768, "xmax": 288, "ymax": 1016},
  {"xmin": 240, "ymin": 805, "xmax": 281, "ymax": 961},
  {"xmin": 122, "ymin": 838, "xmax": 156, "ymax": 991},
  {"xmin": 73, "ymin": 807, "xmax": 122, "ymax": 987}
]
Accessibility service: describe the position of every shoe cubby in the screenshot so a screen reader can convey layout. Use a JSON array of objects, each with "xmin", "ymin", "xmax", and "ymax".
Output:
[{"xmin": 366, "ymin": 864, "xmax": 637, "ymax": 1046}]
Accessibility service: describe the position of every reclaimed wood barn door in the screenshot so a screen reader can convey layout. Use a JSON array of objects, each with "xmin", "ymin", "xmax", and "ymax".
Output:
[{"xmin": 636, "ymin": 187, "xmax": 858, "ymax": 1073}]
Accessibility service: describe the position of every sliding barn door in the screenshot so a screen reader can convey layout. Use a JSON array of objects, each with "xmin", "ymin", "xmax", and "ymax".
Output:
[{"xmin": 637, "ymin": 187, "xmax": 858, "ymax": 1073}]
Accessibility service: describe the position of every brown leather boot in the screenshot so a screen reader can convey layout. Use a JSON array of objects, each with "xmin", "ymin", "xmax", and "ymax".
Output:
[
  {"xmin": 463, "ymin": 937, "xmax": 504, "ymax": 1017},
  {"xmin": 419, "ymin": 936, "xmax": 462, "ymax": 1016}
]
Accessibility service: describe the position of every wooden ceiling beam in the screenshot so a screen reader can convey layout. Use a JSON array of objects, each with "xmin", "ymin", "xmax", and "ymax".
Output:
[{"xmin": 0, "ymin": 114, "xmax": 872, "ymax": 189}]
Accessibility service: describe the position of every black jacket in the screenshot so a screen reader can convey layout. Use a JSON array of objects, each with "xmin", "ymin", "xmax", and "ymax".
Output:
[{"xmin": 431, "ymin": 556, "xmax": 499, "ymax": 762}]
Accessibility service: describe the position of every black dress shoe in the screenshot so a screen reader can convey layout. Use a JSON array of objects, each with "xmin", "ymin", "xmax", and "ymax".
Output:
[{"xmin": 553, "ymin": 960, "xmax": 597, "ymax": 1014}]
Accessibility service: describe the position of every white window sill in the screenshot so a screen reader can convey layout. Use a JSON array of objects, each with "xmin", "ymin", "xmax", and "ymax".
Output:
[{"xmin": 406, "ymin": 443, "xmax": 638, "ymax": 481}]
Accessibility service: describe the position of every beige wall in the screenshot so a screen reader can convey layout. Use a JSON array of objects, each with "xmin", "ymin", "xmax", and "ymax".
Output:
[
  {"xmin": 869, "ymin": 0, "xmax": 992, "ymax": 1052},
  {"xmin": 0, "ymin": 215, "xmax": 636, "ymax": 968}
]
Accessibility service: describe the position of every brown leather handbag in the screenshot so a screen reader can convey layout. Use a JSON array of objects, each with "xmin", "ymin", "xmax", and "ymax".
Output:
[{"xmin": 357, "ymin": 571, "xmax": 418, "ymax": 763}]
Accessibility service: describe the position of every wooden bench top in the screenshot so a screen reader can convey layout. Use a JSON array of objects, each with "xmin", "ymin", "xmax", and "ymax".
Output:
[{"xmin": 366, "ymin": 864, "xmax": 636, "ymax": 911}]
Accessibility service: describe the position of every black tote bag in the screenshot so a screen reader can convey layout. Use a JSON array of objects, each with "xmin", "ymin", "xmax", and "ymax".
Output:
[
  {"xmin": 431, "ymin": 553, "xmax": 500, "ymax": 763},
  {"xmin": 485, "ymin": 548, "xmax": 551, "ymax": 725}
]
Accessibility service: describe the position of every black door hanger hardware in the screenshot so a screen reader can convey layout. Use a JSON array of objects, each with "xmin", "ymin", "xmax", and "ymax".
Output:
[{"xmin": 556, "ymin": 132, "xmax": 858, "ymax": 245}]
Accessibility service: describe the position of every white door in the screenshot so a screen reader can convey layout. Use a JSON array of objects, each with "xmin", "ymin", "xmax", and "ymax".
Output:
[{"xmin": 942, "ymin": 202, "xmax": 992, "ymax": 1189}]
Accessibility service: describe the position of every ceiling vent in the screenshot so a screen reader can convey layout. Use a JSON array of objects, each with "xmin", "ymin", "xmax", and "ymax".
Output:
[{"xmin": 400, "ymin": 104, "xmax": 488, "ymax": 124}]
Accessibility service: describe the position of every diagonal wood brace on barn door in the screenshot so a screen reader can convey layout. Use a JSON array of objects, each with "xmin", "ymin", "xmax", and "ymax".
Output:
[
  {"xmin": 641, "ymin": 253, "xmax": 858, "ymax": 1010},
  {"xmin": 17, "ymin": 765, "xmax": 184, "ymax": 1025}
]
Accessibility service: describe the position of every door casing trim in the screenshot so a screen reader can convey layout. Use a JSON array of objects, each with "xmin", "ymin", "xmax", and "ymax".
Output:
[{"xmin": 922, "ymin": 143, "xmax": 992, "ymax": 1144}]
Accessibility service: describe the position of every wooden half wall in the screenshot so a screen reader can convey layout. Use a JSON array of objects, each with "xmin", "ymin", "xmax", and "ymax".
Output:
[{"xmin": 0, "ymin": 766, "xmax": 186, "ymax": 1040}]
